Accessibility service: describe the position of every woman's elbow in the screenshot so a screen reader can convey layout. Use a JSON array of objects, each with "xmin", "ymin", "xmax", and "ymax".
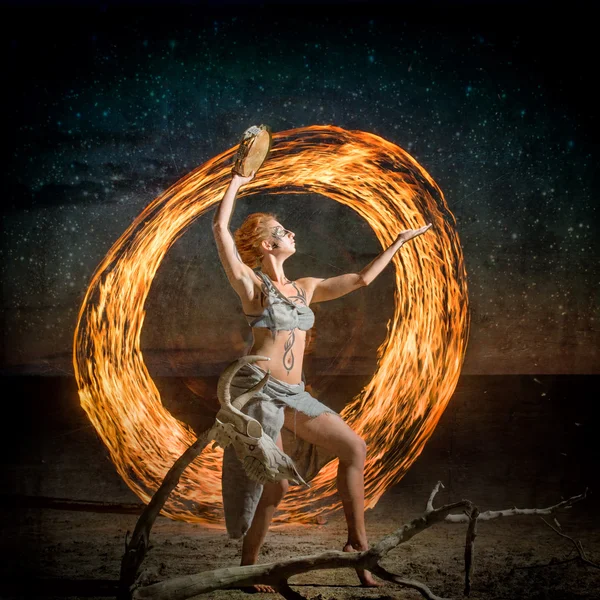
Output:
[
  {"xmin": 357, "ymin": 273, "xmax": 370, "ymax": 287},
  {"xmin": 212, "ymin": 221, "xmax": 228, "ymax": 236}
]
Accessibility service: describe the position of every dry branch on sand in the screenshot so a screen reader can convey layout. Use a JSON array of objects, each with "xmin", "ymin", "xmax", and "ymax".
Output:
[
  {"xmin": 123, "ymin": 481, "xmax": 587, "ymax": 600},
  {"xmin": 118, "ymin": 357, "xmax": 590, "ymax": 600}
]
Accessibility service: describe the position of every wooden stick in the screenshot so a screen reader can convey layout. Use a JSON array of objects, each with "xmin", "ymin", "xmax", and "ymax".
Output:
[
  {"xmin": 118, "ymin": 431, "xmax": 211, "ymax": 599},
  {"xmin": 445, "ymin": 490, "xmax": 587, "ymax": 523},
  {"xmin": 133, "ymin": 550, "xmax": 367, "ymax": 599},
  {"xmin": 464, "ymin": 506, "xmax": 479, "ymax": 596}
]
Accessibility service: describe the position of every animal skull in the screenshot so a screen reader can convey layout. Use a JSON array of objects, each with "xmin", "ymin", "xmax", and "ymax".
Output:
[{"xmin": 212, "ymin": 355, "xmax": 308, "ymax": 487}]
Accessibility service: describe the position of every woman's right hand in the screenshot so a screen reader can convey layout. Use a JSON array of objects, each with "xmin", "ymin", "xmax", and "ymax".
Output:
[
  {"xmin": 396, "ymin": 223, "xmax": 432, "ymax": 245},
  {"xmin": 232, "ymin": 170, "xmax": 256, "ymax": 187}
]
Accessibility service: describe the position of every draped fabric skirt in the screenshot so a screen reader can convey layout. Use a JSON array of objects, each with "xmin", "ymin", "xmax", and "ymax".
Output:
[{"xmin": 221, "ymin": 362, "xmax": 336, "ymax": 538}]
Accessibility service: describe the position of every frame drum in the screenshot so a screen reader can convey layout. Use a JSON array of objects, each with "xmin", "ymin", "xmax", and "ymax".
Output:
[{"xmin": 232, "ymin": 124, "xmax": 272, "ymax": 177}]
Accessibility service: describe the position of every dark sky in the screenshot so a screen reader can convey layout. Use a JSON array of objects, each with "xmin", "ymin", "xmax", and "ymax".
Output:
[{"xmin": 3, "ymin": 1, "xmax": 598, "ymax": 375}]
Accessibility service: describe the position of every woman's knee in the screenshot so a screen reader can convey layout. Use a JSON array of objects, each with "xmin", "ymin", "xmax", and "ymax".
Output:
[
  {"xmin": 263, "ymin": 478, "xmax": 289, "ymax": 504},
  {"xmin": 340, "ymin": 432, "xmax": 367, "ymax": 466},
  {"xmin": 355, "ymin": 435, "xmax": 368, "ymax": 463}
]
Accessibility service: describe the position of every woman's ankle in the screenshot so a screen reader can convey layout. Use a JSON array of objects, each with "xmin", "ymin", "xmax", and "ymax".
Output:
[
  {"xmin": 241, "ymin": 551, "xmax": 259, "ymax": 566},
  {"xmin": 344, "ymin": 539, "xmax": 369, "ymax": 552}
]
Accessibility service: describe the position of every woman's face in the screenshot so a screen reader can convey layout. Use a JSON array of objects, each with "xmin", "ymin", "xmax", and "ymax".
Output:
[{"xmin": 267, "ymin": 220, "xmax": 296, "ymax": 254}]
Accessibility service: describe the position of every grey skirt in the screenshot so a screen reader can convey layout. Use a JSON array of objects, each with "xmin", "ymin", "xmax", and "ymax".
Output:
[{"xmin": 222, "ymin": 362, "xmax": 336, "ymax": 538}]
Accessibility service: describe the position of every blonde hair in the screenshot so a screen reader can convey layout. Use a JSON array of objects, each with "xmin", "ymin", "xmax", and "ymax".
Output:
[{"xmin": 234, "ymin": 212, "xmax": 277, "ymax": 267}]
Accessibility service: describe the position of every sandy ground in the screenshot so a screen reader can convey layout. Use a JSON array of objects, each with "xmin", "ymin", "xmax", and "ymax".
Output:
[
  {"xmin": 4, "ymin": 375, "xmax": 599, "ymax": 599},
  {"xmin": 4, "ymin": 486, "xmax": 599, "ymax": 600}
]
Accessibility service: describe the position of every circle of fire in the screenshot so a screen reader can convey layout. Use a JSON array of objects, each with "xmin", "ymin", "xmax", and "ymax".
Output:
[{"xmin": 74, "ymin": 126, "xmax": 469, "ymax": 525}]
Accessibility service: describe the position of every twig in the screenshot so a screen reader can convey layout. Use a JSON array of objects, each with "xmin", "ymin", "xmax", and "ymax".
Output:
[{"xmin": 541, "ymin": 517, "xmax": 599, "ymax": 570}]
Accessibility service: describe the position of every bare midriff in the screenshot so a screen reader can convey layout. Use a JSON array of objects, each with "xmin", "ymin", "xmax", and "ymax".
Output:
[{"xmin": 249, "ymin": 326, "xmax": 307, "ymax": 385}]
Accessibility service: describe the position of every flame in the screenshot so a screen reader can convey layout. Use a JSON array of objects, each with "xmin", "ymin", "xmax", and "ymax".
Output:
[{"xmin": 73, "ymin": 126, "xmax": 469, "ymax": 525}]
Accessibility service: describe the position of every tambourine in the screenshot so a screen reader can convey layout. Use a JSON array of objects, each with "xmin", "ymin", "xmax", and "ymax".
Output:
[{"xmin": 232, "ymin": 124, "xmax": 272, "ymax": 177}]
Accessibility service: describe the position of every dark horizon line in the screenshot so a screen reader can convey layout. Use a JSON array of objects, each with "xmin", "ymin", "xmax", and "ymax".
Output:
[{"xmin": 2, "ymin": 371, "xmax": 599, "ymax": 377}]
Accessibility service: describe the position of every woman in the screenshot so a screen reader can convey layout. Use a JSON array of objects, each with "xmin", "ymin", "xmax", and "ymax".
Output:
[{"xmin": 213, "ymin": 169, "xmax": 431, "ymax": 590}]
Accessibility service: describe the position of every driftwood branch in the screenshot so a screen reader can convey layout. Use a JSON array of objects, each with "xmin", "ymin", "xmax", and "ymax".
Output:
[
  {"xmin": 444, "ymin": 489, "xmax": 588, "ymax": 523},
  {"xmin": 130, "ymin": 483, "xmax": 587, "ymax": 600},
  {"xmin": 118, "ymin": 432, "xmax": 211, "ymax": 599},
  {"xmin": 133, "ymin": 550, "xmax": 368, "ymax": 599}
]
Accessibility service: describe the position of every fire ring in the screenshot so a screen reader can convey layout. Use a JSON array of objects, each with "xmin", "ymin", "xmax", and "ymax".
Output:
[{"xmin": 73, "ymin": 126, "xmax": 469, "ymax": 524}]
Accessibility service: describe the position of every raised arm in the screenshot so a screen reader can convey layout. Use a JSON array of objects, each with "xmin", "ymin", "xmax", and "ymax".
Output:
[
  {"xmin": 212, "ymin": 172, "xmax": 256, "ymax": 300},
  {"xmin": 308, "ymin": 223, "xmax": 432, "ymax": 303}
]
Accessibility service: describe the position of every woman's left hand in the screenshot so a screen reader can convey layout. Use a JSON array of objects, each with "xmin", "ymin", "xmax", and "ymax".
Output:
[
  {"xmin": 397, "ymin": 223, "xmax": 432, "ymax": 245},
  {"xmin": 232, "ymin": 170, "xmax": 256, "ymax": 187}
]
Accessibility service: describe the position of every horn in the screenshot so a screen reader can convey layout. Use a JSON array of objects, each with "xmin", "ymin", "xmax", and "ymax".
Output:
[{"xmin": 217, "ymin": 355, "xmax": 270, "ymax": 408}]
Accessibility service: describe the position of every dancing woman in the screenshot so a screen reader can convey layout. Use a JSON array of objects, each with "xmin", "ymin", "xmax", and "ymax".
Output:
[{"xmin": 213, "ymin": 170, "xmax": 431, "ymax": 590}]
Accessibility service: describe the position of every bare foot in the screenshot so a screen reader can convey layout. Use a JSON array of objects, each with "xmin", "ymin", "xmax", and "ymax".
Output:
[
  {"xmin": 240, "ymin": 558, "xmax": 276, "ymax": 593},
  {"xmin": 240, "ymin": 584, "xmax": 276, "ymax": 593},
  {"xmin": 343, "ymin": 542, "xmax": 382, "ymax": 587}
]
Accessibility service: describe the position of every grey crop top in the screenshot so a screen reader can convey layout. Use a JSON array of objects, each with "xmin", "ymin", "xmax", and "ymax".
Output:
[{"xmin": 244, "ymin": 270, "xmax": 315, "ymax": 338}]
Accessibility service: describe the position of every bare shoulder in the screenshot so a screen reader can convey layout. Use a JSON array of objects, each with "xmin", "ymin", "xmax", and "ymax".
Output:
[{"xmin": 294, "ymin": 276, "xmax": 325, "ymax": 297}]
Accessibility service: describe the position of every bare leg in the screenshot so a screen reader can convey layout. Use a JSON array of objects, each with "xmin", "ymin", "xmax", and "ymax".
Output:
[
  {"xmin": 283, "ymin": 410, "xmax": 381, "ymax": 587},
  {"xmin": 240, "ymin": 433, "xmax": 289, "ymax": 593}
]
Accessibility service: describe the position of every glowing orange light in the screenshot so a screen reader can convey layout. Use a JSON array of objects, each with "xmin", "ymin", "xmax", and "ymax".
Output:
[{"xmin": 73, "ymin": 126, "xmax": 469, "ymax": 525}]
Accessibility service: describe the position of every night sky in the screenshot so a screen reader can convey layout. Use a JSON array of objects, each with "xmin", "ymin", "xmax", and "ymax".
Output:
[{"xmin": 3, "ymin": 0, "xmax": 598, "ymax": 376}]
